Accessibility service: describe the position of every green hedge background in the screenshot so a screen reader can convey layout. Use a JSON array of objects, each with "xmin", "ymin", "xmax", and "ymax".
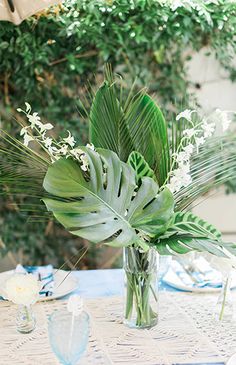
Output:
[{"xmin": 1, "ymin": 0, "xmax": 236, "ymax": 268}]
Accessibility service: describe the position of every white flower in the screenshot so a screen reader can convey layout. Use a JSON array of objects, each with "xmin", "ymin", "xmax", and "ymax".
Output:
[
  {"xmin": 20, "ymin": 126, "xmax": 28, "ymax": 136},
  {"xmin": 48, "ymin": 146, "xmax": 60, "ymax": 155},
  {"xmin": 70, "ymin": 148, "xmax": 84, "ymax": 159},
  {"xmin": 67, "ymin": 295, "xmax": 83, "ymax": 316},
  {"xmin": 59, "ymin": 144, "xmax": 68, "ymax": 155},
  {"xmin": 195, "ymin": 136, "xmax": 205, "ymax": 150},
  {"xmin": 43, "ymin": 137, "xmax": 53, "ymax": 148},
  {"xmin": 176, "ymin": 109, "xmax": 196, "ymax": 122},
  {"xmin": 27, "ymin": 112, "xmax": 41, "ymax": 129},
  {"xmin": 183, "ymin": 128, "xmax": 196, "ymax": 139},
  {"xmin": 86, "ymin": 143, "xmax": 95, "ymax": 151},
  {"xmin": 80, "ymin": 154, "xmax": 89, "ymax": 171},
  {"xmin": 39, "ymin": 122, "xmax": 54, "ymax": 133},
  {"xmin": 2, "ymin": 274, "xmax": 40, "ymax": 306},
  {"xmin": 23, "ymin": 133, "xmax": 34, "ymax": 147},
  {"xmin": 63, "ymin": 131, "xmax": 76, "ymax": 147},
  {"xmin": 167, "ymin": 176, "xmax": 183, "ymax": 193},
  {"xmin": 183, "ymin": 143, "xmax": 194, "ymax": 155},
  {"xmin": 215, "ymin": 109, "xmax": 232, "ymax": 132},
  {"xmin": 176, "ymin": 151, "xmax": 190, "ymax": 164},
  {"xmin": 167, "ymin": 163, "xmax": 192, "ymax": 193},
  {"xmin": 25, "ymin": 102, "xmax": 31, "ymax": 113},
  {"xmin": 202, "ymin": 120, "xmax": 215, "ymax": 138},
  {"xmin": 170, "ymin": 0, "xmax": 184, "ymax": 11}
]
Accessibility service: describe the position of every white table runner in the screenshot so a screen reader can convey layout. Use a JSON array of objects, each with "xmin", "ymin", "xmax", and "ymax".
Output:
[{"xmin": 1, "ymin": 292, "xmax": 236, "ymax": 365}]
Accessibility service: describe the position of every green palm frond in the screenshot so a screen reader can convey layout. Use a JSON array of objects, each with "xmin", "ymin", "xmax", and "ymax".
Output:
[
  {"xmin": 89, "ymin": 66, "xmax": 170, "ymax": 186},
  {"xmin": 0, "ymin": 130, "xmax": 50, "ymax": 211},
  {"xmin": 174, "ymin": 136, "xmax": 236, "ymax": 210}
]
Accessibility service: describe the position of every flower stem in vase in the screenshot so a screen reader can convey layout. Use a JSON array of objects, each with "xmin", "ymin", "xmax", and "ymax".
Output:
[
  {"xmin": 124, "ymin": 246, "xmax": 158, "ymax": 329},
  {"xmin": 215, "ymin": 271, "xmax": 234, "ymax": 322},
  {"xmin": 16, "ymin": 304, "xmax": 36, "ymax": 333}
]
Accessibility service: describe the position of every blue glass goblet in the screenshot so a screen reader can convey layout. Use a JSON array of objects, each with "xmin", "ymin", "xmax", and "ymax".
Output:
[{"xmin": 48, "ymin": 310, "xmax": 89, "ymax": 365}]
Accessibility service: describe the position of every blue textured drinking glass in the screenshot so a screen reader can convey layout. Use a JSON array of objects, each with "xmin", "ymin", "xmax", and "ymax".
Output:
[{"xmin": 48, "ymin": 310, "xmax": 89, "ymax": 365}]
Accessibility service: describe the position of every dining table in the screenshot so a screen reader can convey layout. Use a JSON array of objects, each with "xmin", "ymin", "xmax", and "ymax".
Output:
[{"xmin": 1, "ymin": 268, "xmax": 235, "ymax": 365}]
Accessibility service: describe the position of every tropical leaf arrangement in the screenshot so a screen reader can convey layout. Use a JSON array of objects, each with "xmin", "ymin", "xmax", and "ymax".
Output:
[{"xmin": 1, "ymin": 67, "xmax": 236, "ymax": 261}]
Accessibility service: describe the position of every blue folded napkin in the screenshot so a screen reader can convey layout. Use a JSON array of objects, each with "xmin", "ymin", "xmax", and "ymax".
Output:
[
  {"xmin": 162, "ymin": 257, "xmax": 236, "ymax": 291},
  {"xmin": 15, "ymin": 264, "xmax": 54, "ymax": 297}
]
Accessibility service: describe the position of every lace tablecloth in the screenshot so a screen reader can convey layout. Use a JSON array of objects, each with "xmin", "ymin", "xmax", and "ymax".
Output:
[{"xmin": 1, "ymin": 292, "xmax": 236, "ymax": 365}]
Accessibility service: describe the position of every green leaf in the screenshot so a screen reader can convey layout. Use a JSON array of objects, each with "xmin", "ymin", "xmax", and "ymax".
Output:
[
  {"xmin": 43, "ymin": 147, "xmax": 174, "ymax": 247},
  {"xmin": 154, "ymin": 235, "xmax": 233, "ymax": 257},
  {"xmin": 127, "ymin": 93, "xmax": 170, "ymax": 186},
  {"xmin": 163, "ymin": 211, "xmax": 222, "ymax": 241},
  {"xmin": 152, "ymin": 211, "xmax": 231, "ymax": 258},
  {"xmin": 128, "ymin": 151, "xmax": 156, "ymax": 185},
  {"xmin": 89, "ymin": 77, "xmax": 133, "ymax": 162},
  {"xmin": 89, "ymin": 69, "xmax": 170, "ymax": 186}
]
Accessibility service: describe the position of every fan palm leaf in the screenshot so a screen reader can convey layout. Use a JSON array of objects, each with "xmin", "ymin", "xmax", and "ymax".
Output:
[{"xmin": 89, "ymin": 66, "xmax": 170, "ymax": 186}]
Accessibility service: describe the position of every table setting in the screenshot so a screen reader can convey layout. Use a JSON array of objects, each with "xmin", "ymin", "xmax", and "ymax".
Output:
[
  {"xmin": 1, "ymin": 259, "xmax": 236, "ymax": 365},
  {"xmin": 1, "ymin": 67, "xmax": 236, "ymax": 365}
]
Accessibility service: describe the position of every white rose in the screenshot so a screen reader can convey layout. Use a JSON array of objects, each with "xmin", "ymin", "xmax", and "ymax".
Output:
[{"xmin": 2, "ymin": 274, "xmax": 40, "ymax": 306}]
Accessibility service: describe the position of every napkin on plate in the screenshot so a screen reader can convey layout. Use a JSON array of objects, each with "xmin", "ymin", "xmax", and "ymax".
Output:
[
  {"xmin": 162, "ymin": 257, "xmax": 236, "ymax": 291},
  {"xmin": 15, "ymin": 264, "xmax": 54, "ymax": 297}
]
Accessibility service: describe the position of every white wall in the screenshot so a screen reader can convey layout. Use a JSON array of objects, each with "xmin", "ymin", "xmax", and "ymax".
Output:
[{"xmin": 187, "ymin": 49, "xmax": 236, "ymax": 240}]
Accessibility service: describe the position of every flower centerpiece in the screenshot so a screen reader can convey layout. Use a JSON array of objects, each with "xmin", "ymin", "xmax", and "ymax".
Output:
[
  {"xmin": 1, "ymin": 67, "xmax": 236, "ymax": 328},
  {"xmin": 2, "ymin": 274, "xmax": 40, "ymax": 333}
]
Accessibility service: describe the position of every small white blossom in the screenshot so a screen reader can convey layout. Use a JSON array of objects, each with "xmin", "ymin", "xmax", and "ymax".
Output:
[
  {"xmin": 43, "ymin": 137, "xmax": 53, "ymax": 148},
  {"xmin": 176, "ymin": 109, "xmax": 196, "ymax": 122},
  {"xmin": 183, "ymin": 128, "xmax": 196, "ymax": 139},
  {"xmin": 202, "ymin": 121, "xmax": 215, "ymax": 138},
  {"xmin": 176, "ymin": 151, "xmax": 190, "ymax": 164},
  {"xmin": 183, "ymin": 143, "xmax": 194, "ymax": 155},
  {"xmin": 23, "ymin": 133, "xmax": 35, "ymax": 147},
  {"xmin": 80, "ymin": 154, "xmax": 89, "ymax": 171},
  {"xmin": 59, "ymin": 144, "xmax": 69, "ymax": 155},
  {"xmin": 20, "ymin": 126, "xmax": 28, "ymax": 136},
  {"xmin": 86, "ymin": 143, "xmax": 95, "ymax": 151},
  {"xmin": 67, "ymin": 295, "xmax": 83, "ymax": 316},
  {"xmin": 27, "ymin": 112, "xmax": 41, "ymax": 129},
  {"xmin": 215, "ymin": 109, "xmax": 232, "ymax": 132},
  {"xmin": 195, "ymin": 136, "xmax": 205, "ymax": 152},
  {"xmin": 39, "ymin": 122, "xmax": 54, "ymax": 133},
  {"xmin": 25, "ymin": 102, "xmax": 31, "ymax": 113},
  {"xmin": 63, "ymin": 131, "xmax": 76, "ymax": 147}
]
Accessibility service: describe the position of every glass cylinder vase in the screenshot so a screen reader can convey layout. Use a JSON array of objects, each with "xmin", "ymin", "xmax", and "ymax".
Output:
[
  {"xmin": 16, "ymin": 304, "xmax": 36, "ymax": 333},
  {"xmin": 214, "ymin": 271, "xmax": 234, "ymax": 322},
  {"xmin": 123, "ymin": 246, "xmax": 158, "ymax": 329}
]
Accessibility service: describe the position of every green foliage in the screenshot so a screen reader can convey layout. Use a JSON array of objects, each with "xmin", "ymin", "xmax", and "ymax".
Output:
[
  {"xmin": 163, "ymin": 211, "xmax": 221, "ymax": 240},
  {"xmin": 89, "ymin": 71, "xmax": 170, "ymax": 185},
  {"xmin": 0, "ymin": 0, "xmax": 236, "ymax": 127},
  {"xmin": 1, "ymin": 0, "xmax": 236, "ymax": 263},
  {"xmin": 43, "ymin": 147, "xmax": 175, "ymax": 248},
  {"xmin": 127, "ymin": 151, "xmax": 156, "ymax": 185},
  {"xmin": 154, "ymin": 211, "xmax": 236, "ymax": 257}
]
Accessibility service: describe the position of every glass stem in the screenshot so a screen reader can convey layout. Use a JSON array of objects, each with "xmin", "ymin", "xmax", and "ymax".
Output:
[{"xmin": 219, "ymin": 275, "xmax": 230, "ymax": 321}]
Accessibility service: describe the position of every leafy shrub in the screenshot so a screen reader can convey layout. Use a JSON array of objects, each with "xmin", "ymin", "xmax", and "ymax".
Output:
[{"xmin": 0, "ymin": 0, "xmax": 236, "ymax": 266}]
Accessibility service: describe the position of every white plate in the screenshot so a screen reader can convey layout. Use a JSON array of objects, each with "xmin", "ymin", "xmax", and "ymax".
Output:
[
  {"xmin": 0, "ymin": 269, "xmax": 79, "ymax": 301},
  {"xmin": 163, "ymin": 267, "xmax": 236, "ymax": 293}
]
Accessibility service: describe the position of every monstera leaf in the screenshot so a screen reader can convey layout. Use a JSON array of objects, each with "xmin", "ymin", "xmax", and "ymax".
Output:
[
  {"xmin": 43, "ymin": 147, "xmax": 174, "ymax": 248},
  {"xmin": 153, "ymin": 211, "xmax": 236, "ymax": 258}
]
